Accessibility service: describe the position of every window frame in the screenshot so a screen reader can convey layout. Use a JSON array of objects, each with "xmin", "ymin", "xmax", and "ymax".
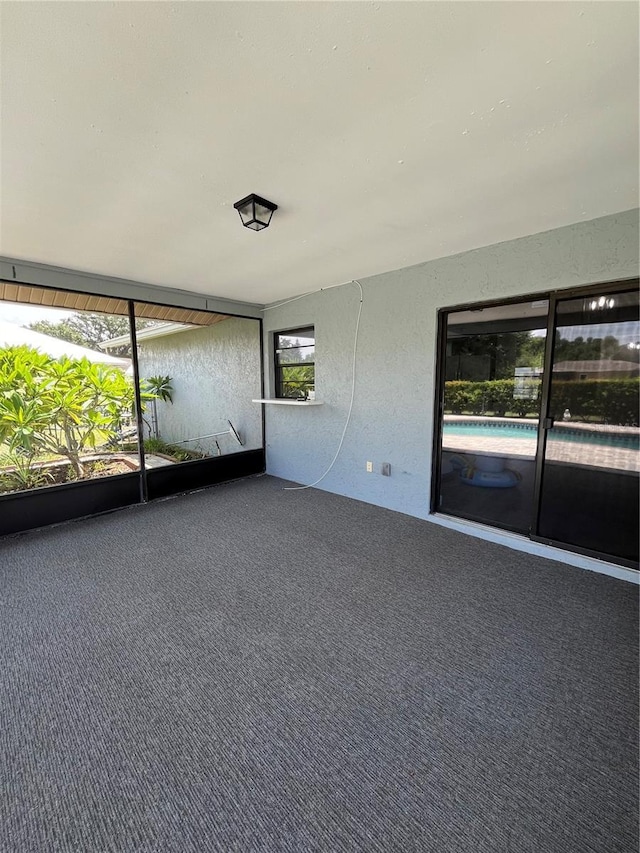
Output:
[{"xmin": 273, "ymin": 326, "xmax": 315, "ymax": 399}]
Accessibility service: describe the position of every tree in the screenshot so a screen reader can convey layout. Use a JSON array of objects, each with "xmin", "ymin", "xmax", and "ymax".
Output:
[
  {"xmin": 280, "ymin": 365, "xmax": 315, "ymax": 397},
  {"xmin": 515, "ymin": 333, "xmax": 546, "ymax": 369},
  {"xmin": 28, "ymin": 314, "xmax": 157, "ymax": 357},
  {"xmin": 0, "ymin": 346, "xmax": 136, "ymax": 479},
  {"xmin": 27, "ymin": 319, "xmax": 87, "ymax": 348},
  {"xmin": 450, "ymin": 332, "xmax": 545, "ymax": 381},
  {"xmin": 553, "ymin": 333, "xmax": 640, "ymax": 364},
  {"xmin": 141, "ymin": 375, "xmax": 173, "ymax": 439}
]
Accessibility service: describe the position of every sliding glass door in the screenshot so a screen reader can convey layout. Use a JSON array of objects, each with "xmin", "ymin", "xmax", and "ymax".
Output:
[
  {"xmin": 434, "ymin": 280, "xmax": 639, "ymax": 568},
  {"xmin": 436, "ymin": 299, "xmax": 548, "ymax": 534},
  {"xmin": 535, "ymin": 287, "xmax": 639, "ymax": 563}
]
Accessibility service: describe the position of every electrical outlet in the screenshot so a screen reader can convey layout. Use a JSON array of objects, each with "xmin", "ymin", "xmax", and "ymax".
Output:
[
  {"xmin": 381, "ymin": 462, "xmax": 391, "ymax": 477},
  {"xmin": 366, "ymin": 461, "xmax": 373, "ymax": 473}
]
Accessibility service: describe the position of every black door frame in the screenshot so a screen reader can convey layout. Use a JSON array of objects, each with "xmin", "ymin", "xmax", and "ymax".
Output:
[
  {"xmin": 529, "ymin": 278, "xmax": 639, "ymax": 568},
  {"xmin": 430, "ymin": 289, "xmax": 551, "ymax": 530}
]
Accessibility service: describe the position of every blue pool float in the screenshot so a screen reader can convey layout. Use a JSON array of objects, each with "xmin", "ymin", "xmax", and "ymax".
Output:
[
  {"xmin": 449, "ymin": 453, "xmax": 521, "ymax": 488},
  {"xmin": 460, "ymin": 466, "xmax": 521, "ymax": 488}
]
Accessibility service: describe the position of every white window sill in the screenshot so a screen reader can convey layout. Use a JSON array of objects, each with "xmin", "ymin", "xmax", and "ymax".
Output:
[{"xmin": 252, "ymin": 398, "xmax": 323, "ymax": 406}]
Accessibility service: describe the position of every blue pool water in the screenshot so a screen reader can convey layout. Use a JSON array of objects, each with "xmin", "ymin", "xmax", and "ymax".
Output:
[
  {"xmin": 445, "ymin": 424, "xmax": 536, "ymax": 440},
  {"xmin": 443, "ymin": 421, "xmax": 639, "ymax": 449}
]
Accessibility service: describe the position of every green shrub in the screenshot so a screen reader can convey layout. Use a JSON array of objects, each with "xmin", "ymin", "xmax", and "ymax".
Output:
[
  {"xmin": 550, "ymin": 378, "xmax": 638, "ymax": 424},
  {"xmin": 444, "ymin": 379, "xmax": 540, "ymax": 417},
  {"xmin": 444, "ymin": 382, "xmax": 477, "ymax": 414},
  {"xmin": 143, "ymin": 437, "xmax": 167, "ymax": 455},
  {"xmin": 0, "ymin": 451, "xmax": 54, "ymax": 492},
  {"xmin": 0, "ymin": 346, "xmax": 135, "ymax": 479},
  {"xmin": 443, "ymin": 377, "xmax": 638, "ymax": 424},
  {"xmin": 142, "ymin": 437, "xmax": 204, "ymax": 462},
  {"xmin": 485, "ymin": 380, "xmax": 520, "ymax": 417}
]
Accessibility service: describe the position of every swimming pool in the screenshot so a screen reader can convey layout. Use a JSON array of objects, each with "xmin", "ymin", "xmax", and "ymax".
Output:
[
  {"xmin": 444, "ymin": 423, "xmax": 536, "ymax": 440},
  {"xmin": 443, "ymin": 420, "xmax": 639, "ymax": 449}
]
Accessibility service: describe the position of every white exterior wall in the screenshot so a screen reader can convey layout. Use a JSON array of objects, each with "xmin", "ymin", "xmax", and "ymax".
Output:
[
  {"xmin": 137, "ymin": 317, "xmax": 262, "ymax": 456},
  {"xmin": 261, "ymin": 210, "xmax": 639, "ymax": 581}
]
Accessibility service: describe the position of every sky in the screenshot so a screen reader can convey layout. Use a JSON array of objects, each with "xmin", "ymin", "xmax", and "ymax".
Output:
[
  {"xmin": 560, "ymin": 320, "xmax": 639, "ymax": 346},
  {"xmin": 0, "ymin": 303, "xmax": 74, "ymax": 326}
]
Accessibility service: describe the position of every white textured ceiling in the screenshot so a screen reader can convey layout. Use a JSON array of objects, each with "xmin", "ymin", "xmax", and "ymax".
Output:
[{"xmin": 1, "ymin": 1, "xmax": 638, "ymax": 305}]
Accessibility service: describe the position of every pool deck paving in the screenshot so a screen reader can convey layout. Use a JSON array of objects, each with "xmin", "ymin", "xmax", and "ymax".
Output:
[{"xmin": 442, "ymin": 416, "xmax": 639, "ymax": 473}]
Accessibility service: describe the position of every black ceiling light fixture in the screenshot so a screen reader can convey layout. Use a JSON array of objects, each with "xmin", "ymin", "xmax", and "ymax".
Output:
[{"xmin": 233, "ymin": 194, "xmax": 278, "ymax": 231}]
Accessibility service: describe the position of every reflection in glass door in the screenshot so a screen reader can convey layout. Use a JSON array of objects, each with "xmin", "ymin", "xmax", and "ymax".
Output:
[
  {"xmin": 536, "ymin": 288, "xmax": 640, "ymax": 564},
  {"xmin": 436, "ymin": 299, "xmax": 549, "ymax": 534}
]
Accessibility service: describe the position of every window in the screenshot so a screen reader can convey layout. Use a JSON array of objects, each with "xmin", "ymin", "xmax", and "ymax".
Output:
[{"xmin": 274, "ymin": 327, "xmax": 315, "ymax": 398}]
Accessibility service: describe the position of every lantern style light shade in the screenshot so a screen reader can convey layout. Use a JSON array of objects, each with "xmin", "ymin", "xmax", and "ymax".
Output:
[{"xmin": 233, "ymin": 194, "xmax": 278, "ymax": 231}]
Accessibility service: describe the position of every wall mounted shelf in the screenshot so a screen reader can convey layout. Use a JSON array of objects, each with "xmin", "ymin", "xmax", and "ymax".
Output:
[{"xmin": 252, "ymin": 399, "xmax": 323, "ymax": 406}]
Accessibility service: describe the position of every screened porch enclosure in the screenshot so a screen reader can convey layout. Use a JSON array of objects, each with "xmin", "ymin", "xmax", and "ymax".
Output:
[{"xmin": 0, "ymin": 283, "xmax": 264, "ymax": 534}]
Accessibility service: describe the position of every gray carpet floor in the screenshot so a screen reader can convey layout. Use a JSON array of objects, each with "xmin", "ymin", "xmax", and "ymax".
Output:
[{"xmin": 0, "ymin": 474, "xmax": 637, "ymax": 853}]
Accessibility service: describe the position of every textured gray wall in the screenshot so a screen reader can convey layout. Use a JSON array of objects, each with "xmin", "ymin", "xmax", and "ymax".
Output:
[
  {"xmin": 138, "ymin": 317, "xmax": 262, "ymax": 455},
  {"xmin": 261, "ymin": 209, "xmax": 639, "ymax": 516}
]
